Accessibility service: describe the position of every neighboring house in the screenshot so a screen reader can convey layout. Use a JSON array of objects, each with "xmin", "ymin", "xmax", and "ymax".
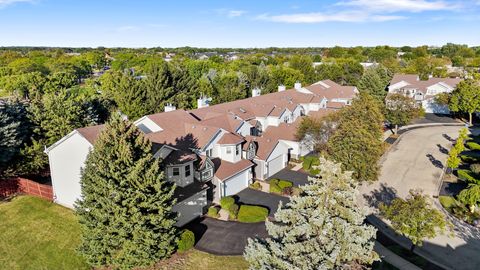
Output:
[
  {"xmin": 46, "ymin": 80, "xmax": 356, "ymax": 227},
  {"xmin": 387, "ymin": 74, "xmax": 462, "ymax": 114}
]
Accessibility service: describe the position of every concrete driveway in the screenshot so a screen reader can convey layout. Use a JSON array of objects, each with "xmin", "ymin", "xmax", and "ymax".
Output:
[
  {"xmin": 183, "ymin": 217, "xmax": 268, "ymax": 255},
  {"xmin": 361, "ymin": 125, "xmax": 480, "ymax": 270}
]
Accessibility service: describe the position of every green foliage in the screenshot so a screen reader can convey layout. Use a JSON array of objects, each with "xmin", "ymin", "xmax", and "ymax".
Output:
[
  {"xmin": 269, "ymin": 179, "xmax": 292, "ymax": 194},
  {"xmin": 249, "ymin": 181, "xmax": 262, "ymax": 190},
  {"xmin": 0, "ymin": 100, "xmax": 32, "ymax": 175},
  {"xmin": 466, "ymin": 142, "xmax": 480, "ymax": 151},
  {"xmin": 357, "ymin": 66, "xmax": 392, "ymax": 101},
  {"xmin": 457, "ymin": 185, "xmax": 480, "ymax": 211},
  {"xmin": 449, "ymin": 79, "xmax": 480, "ymax": 125},
  {"xmin": 380, "ymin": 190, "xmax": 450, "ymax": 246},
  {"xmin": 385, "ymin": 93, "xmax": 420, "ymax": 129},
  {"xmin": 446, "ymin": 147, "xmax": 461, "ymax": 170},
  {"xmin": 176, "ymin": 230, "xmax": 195, "ymax": 252},
  {"xmin": 457, "ymin": 169, "xmax": 480, "ymax": 183},
  {"xmin": 277, "ymin": 179, "xmax": 293, "ymax": 190},
  {"xmin": 237, "ymin": 205, "xmax": 268, "ymax": 223},
  {"xmin": 302, "ymin": 156, "xmax": 320, "ymax": 170},
  {"xmin": 439, "ymin": 196, "xmax": 457, "ymax": 210},
  {"xmin": 245, "ymin": 157, "xmax": 377, "ymax": 269},
  {"xmin": 220, "ymin": 196, "xmax": 235, "ymax": 210},
  {"xmin": 75, "ymin": 115, "xmax": 178, "ymax": 269},
  {"xmin": 207, "ymin": 206, "xmax": 220, "ymax": 218},
  {"xmin": 229, "ymin": 203, "xmax": 239, "ymax": 219},
  {"xmin": 269, "ymin": 182, "xmax": 283, "ymax": 194},
  {"xmin": 328, "ymin": 93, "xmax": 384, "ymax": 181}
]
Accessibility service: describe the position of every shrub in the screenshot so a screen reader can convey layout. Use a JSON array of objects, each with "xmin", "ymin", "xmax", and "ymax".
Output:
[
  {"xmin": 176, "ymin": 229, "xmax": 195, "ymax": 252},
  {"xmin": 471, "ymin": 164, "xmax": 480, "ymax": 175},
  {"xmin": 466, "ymin": 142, "xmax": 480, "ymax": 151},
  {"xmin": 220, "ymin": 196, "xmax": 235, "ymax": 210},
  {"xmin": 237, "ymin": 205, "xmax": 269, "ymax": 223},
  {"xmin": 457, "ymin": 170, "xmax": 480, "ymax": 184},
  {"xmin": 249, "ymin": 181, "xmax": 262, "ymax": 190},
  {"xmin": 460, "ymin": 155, "xmax": 480, "ymax": 164},
  {"xmin": 229, "ymin": 203, "xmax": 239, "ymax": 219},
  {"xmin": 278, "ymin": 179, "xmax": 293, "ymax": 190},
  {"xmin": 302, "ymin": 156, "xmax": 319, "ymax": 170},
  {"xmin": 207, "ymin": 206, "xmax": 220, "ymax": 218},
  {"xmin": 269, "ymin": 179, "xmax": 282, "ymax": 194},
  {"xmin": 439, "ymin": 196, "xmax": 457, "ymax": 210}
]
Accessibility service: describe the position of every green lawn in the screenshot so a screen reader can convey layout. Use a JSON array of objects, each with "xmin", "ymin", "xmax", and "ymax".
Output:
[
  {"xmin": 0, "ymin": 196, "xmax": 248, "ymax": 270},
  {"xmin": 0, "ymin": 196, "xmax": 89, "ymax": 270}
]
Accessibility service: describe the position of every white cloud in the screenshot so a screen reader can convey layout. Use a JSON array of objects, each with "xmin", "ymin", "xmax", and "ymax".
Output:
[
  {"xmin": 228, "ymin": 10, "xmax": 246, "ymax": 17},
  {"xmin": 256, "ymin": 11, "xmax": 405, "ymax": 23},
  {"xmin": 0, "ymin": 0, "xmax": 34, "ymax": 8},
  {"xmin": 337, "ymin": 0, "xmax": 456, "ymax": 12},
  {"xmin": 216, "ymin": 8, "xmax": 247, "ymax": 18}
]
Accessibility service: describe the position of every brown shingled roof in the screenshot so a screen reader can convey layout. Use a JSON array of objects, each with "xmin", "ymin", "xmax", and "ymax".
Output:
[
  {"xmin": 77, "ymin": 125, "xmax": 105, "ymax": 144},
  {"xmin": 390, "ymin": 74, "xmax": 462, "ymax": 95},
  {"xmin": 217, "ymin": 133, "xmax": 245, "ymax": 145},
  {"xmin": 212, "ymin": 158, "xmax": 254, "ymax": 181}
]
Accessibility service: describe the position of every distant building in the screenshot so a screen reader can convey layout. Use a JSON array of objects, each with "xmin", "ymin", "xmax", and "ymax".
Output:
[{"xmin": 387, "ymin": 74, "xmax": 462, "ymax": 114}]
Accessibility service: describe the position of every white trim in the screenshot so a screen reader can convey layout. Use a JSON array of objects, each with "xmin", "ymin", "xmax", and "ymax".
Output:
[{"xmin": 44, "ymin": 130, "xmax": 92, "ymax": 154}]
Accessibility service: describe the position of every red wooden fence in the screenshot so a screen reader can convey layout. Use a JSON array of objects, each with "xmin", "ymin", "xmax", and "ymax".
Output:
[{"xmin": 0, "ymin": 177, "xmax": 53, "ymax": 201}]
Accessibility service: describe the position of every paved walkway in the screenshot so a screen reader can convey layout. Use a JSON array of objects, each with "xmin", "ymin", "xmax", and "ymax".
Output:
[{"xmin": 361, "ymin": 125, "xmax": 480, "ymax": 270}]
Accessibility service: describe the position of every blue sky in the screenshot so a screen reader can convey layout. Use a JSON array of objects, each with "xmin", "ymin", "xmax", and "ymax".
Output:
[{"xmin": 1, "ymin": 0, "xmax": 479, "ymax": 48}]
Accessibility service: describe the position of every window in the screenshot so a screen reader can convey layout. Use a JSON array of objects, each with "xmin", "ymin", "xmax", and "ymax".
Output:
[
  {"xmin": 172, "ymin": 167, "xmax": 180, "ymax": 176},
  {"xmin": 226, "ymin": 147, "xmax": 232, "ymax": 154},
  {"xmin": 202, "ymin": 169, "xmax": 212, "ymax": 179},
  {"xmin": 206, "ymin": 149, "xmax": 212, "ymax": 157},
  {"xmin": 185, "ymin": 165, "xmax": 191, "ymax": 177},
  {"xmin": 236, "ymin": 145, "xmax": 240, "ymax": 155}
]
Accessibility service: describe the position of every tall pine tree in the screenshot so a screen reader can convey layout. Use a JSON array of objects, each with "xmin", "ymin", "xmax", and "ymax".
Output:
[
  {"xmin": 244, "ymin": 157, "xmax": 378, "ymax": 270},
  {"xmin": 75, "ymin": 115, "xmax": 177, "ymax": 269}
]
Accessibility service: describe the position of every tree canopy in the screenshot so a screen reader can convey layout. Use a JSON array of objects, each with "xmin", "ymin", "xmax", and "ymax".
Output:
[
  {"xmin": 244, "ymin": 157, "xmax": 378, "ymax": 269},
  {"xmin": 76, "ymin": 115, "xmax": 178, "ymax": 269}
]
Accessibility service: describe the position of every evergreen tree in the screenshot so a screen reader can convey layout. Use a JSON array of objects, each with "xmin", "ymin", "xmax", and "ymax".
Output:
[
  {"xmin": 0, "ymin": 100, "xmax": 32, "ymax": 175},
  {"xmin": 328, "ymin": 93, "xmax": 384, "ymax": 181},
  {"xmin": 357, "ymin": 68, "xmax": 387, "ymax": 101},
  {"xmin": 76, "ymin": 115, "xmax": 178, "ymax": 269},
  {"xmin": 244, "ymin": 157, "xmax": 378, "ymax": 270}
]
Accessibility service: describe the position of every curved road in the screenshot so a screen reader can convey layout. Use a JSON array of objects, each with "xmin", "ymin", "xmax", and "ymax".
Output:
[{"xmin": 361, "ymin": 126, "xmax": 480, "ymax": 270}]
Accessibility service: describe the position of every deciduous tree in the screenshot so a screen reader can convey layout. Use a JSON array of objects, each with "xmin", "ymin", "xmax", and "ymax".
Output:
[
  {"xmin": 449, "ymin": 79, "xmax": 480, "ymax": 125},
  {"xmin": 380, "ymin": 190, "xmax": 451, "ymax": 252}
]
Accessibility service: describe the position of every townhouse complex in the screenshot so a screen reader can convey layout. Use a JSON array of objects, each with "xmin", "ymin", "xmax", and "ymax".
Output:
[
  {"xmin": 45, "ymin": 80, "xmax": 357, "ymax": 226},
  {"xmin": 387, "ymin": 74, "xmax": 462, "ymax": 114}
]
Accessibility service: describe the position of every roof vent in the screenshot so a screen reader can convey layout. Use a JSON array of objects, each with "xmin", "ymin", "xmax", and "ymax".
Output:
[
  {"xmin": 203, "ymin": 127, "xmax": 207, "ymax": 131},
  {"xmin": 164, "ymin": 103, "xmax": 176, "ymax": 112},
  {"xmin": 278, "ymin": 85, "xmax": 286, "ymax": 92},
  {"xmin": 294, "ymin": 82, "xmax": 302, "ymax": 90},
  {"xmin": 239, "ymin": 108, "xmax": 246, "ymax": 113},
  {"xmin": 252, "ymin": 88, "xmax": 261, "ymax": 97}
]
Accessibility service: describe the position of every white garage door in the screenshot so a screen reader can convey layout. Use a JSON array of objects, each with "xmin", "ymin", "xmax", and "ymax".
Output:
[
  {"xmin": 224, "ymin": 171, "xmax": 248, "ymax": 196},
  {"xmin": 268, "ymin": 155, "xmax": 284, "ymax": 177},
  {"xmin": 173, "ymin": 191, "xmax": 206, "ymax": 227}
]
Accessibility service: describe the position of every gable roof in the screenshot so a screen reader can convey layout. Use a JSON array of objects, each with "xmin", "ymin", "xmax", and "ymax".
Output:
[
  {"xmin": 389, "ymin": 74, "xmax": 462, "ymax": 95},
  {"xmin": 212, "ymin": 158, "xmax": 254, "ymax": 181},
  {"xmin": 76, "ymin": 125, "xmax": 105, "ymax": 144}
]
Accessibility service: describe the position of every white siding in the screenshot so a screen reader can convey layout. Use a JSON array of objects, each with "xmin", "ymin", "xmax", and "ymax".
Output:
[
  {"xmin": 236, "ymin": 121, "xmax": 252, "ymax": 137},
  {"xmin": 48, "ymin": 132, "xmax": 91, "ymax": 208},
  {"xmin": 166, "ymin": 162, "xmax": 194, "ymax": 187},
  {"xmin": 172, "ymin": 190, "xmax": 207, "ymax": 227},
  {"xmin": 217, "ymin": 144, "xmax": 242, "ymax": 163},
  {"xmin": 280, "ymin": 139, "xmax": 312, "ymax": 159},
  {"xmin": 422, "ymin": 98, "xmax": 450, "ymax": 114}
]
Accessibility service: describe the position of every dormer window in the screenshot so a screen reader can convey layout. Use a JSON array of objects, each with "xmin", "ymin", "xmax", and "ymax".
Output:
[
  {"xmin": 185, "ymin": 165, "xmax": 191, "ymax": 177},
  {"xmin": 236, "ymin": 145, "xmax": 240, "ymax": 155}
]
